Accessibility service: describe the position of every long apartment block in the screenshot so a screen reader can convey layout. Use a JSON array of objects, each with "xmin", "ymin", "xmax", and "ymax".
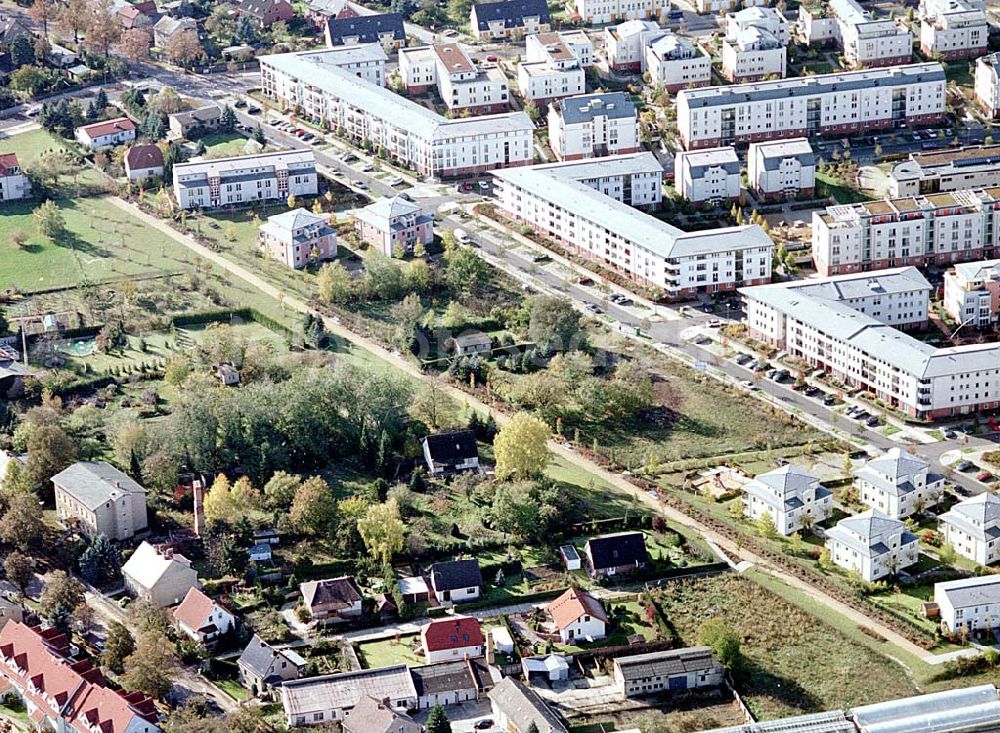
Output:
[
  {"xmin": 172, "ymin": 150, "xmax": 318, "ymax": 210},
  {"xmin": 491, "ymin": 153, "xmax": 773, "ymax": 299},
  {"xmin": 812, "ymin": 187, "xmax": 1000, "ymax": 276},
  {"xmin": 260, "ymin": 50, "xmax": 534, "ymax": 178},
  {"xmin": 742, "ymin": 268, "xmax": 1000, "ymax": 421},
  {"xmin": 676, "ymin": 63, "xmax": 945, "ymax": 150}
]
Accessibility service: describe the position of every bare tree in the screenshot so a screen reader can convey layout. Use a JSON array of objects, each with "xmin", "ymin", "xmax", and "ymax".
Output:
[
  {"xmin": 164, "ymin": 29, "xmax": 204, "ymax": 66},
  {"xmin": 28, "ymin": 0, "xmax": 56, "ymax": 35},
  {"xmin": 56, "ymin": 0, "xmax": 89, "ymax": 43},
  {"xmin": 83, "ymin": 0, "xmax": 121, "ymax": 57},
  {"xmin": 115, "ymin": 28, "xmax": 152, "ymax": 62}
]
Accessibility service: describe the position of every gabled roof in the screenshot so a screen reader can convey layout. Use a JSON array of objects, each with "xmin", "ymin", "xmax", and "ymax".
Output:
[
  {"xmin": 546, "ymin": 588, "xmax": 608, "ymax": 630},
  {"xmin": 122, "ymin": 541, "xmax": 196, "ymax": 591},
  {"xmin": 429, "ymin": 558, "xmax": 483, "ymax": 591},
  {"xmin": 300, "ymin": 576, "xmax": 363, "ymax": 611},
  {"xmin": 421, "ymin": 616, "xmax": 484, "ymax": 652},
  {"xmin": 343, "ymin": 695, "xmax": 422, "ymax": 733},
  {"xmin": 125, "ymin": 144, "xmax": 164, "ymax": 171},
  {"xmin": 237, "ymin": 634, "xmax": 283, "ymax": 678},
  {"xmin": 173, "ymin": 587, "xmax": 226, "ymax": 632},
  {"xmin": 281, "ymin": 665, "xmax": 417, "ymax": 716},
  {"xmin": 78, "ymin": 116, "xmax": 136, "ymax": 139},
  {"xmin": 487, "ymin": 677, "xmax": 568, "ymax": 733},
  {"xmin": 423, "ymin": 430, "xmax": 478, "ymax": 462},
  {"xmin": 585, "ymin": 532, "xmax": 649, "ymax": 570},
  {"xmin": 0, "ymin": 152, "xmax": 21, "ymax": 176},
  {"xmin": 236, "ymin": 0, "xmax": 292, "ymax": 18},
  {"xmin": 472, "ymin": 0, "xmax": 551, "ymax": 30},
  {"xmin": 326, "ymin": 12, "xmax": 404, "ymax": 43},
  {"xmin": 51, "ymin": 461, "xmax": 146, "ymax": 511},
  {"xmin": 613, "ymin": 646, "xmax": 720, "ymax": 680}
]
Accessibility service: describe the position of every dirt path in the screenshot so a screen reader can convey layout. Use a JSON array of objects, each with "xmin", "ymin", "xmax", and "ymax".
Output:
[{"xmin": 109, "ymin": 196, "xmax": 936, "ymax": 667}]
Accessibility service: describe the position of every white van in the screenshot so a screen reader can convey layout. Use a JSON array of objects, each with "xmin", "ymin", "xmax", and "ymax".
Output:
[{"xmin": 454, "ymin": 228, "xmax": 471, "ymax": 244}]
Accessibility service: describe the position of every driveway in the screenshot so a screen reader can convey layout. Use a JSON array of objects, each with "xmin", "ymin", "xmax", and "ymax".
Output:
[{"xmin": 411, "ymin": 700, "xmax": 496, "ymax": 733}]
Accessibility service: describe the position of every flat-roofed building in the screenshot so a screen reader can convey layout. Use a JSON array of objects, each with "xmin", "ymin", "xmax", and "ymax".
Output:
[
  {"xmin": 644, "ymin": 32, "xmax": 711, "ymax": 91},
  {"xmin": 919, "ymin": 0, "xmax": 987, "ymax": 60},
  {"xmin": 574, "ymin": 0, "xmax": 664, "ymax": 24},
  {"xmin": 674, "ymin": 146, "xmax": 740, "ymax": 203},
  {"xmin": 399, "ymin": 43, "xmax": 509, "ymax": 115},
  {"xmin": 548, "ymin": 92, "xmax": 639, "ymax": 161},
  {"xmin": 747, "ymin": 138, "xmax": 816, "ymax": 200},
  {"xmin": 677, "ymin": 63, "xmax": 945, "ymax": 150},
  {"xmin": 172, "ymin": 150, "xmax": 318, "ymax": 210},
  {"xmin": 943, "ymin": 258, "xmax": 1000, "ymax": 328},
  {"xmin": 260, "ymin": 50, "xmax": 534, "ymax": 178},
  {"xmin": 722, "ymin": 26, "xmax": 785, "ymax": 82},
  {"xmin": 889, "ymin": 144, "xmax": 1000, "ymax": 197},
  {"xmin": 826, "ymin": 0, "xmax": 912, "ymax": 68},
  {"xmin": 812, "ymin": 187, "xmax": 1000, "ymax": 277},
  {"xmin": 518, "ymin": 33, "xmax": 588, "ymax": 104}
]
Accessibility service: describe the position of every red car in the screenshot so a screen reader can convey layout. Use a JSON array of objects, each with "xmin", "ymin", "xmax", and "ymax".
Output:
[
  {"xmin": 978, "ymin": 471, "xmax": 995, "ymax": 482},
  {"xmin": 295, "ymin": 129, "xmax": 307, "ymax": 137},
  {"xmin": 486, "ymin": 54, "xmax": 498, "ymax": 61}
]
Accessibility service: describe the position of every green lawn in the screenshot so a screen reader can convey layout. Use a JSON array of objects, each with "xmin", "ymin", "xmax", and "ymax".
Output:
[
  {"xmin": 816, "ymin": 171, "xmax": 875, "ymax": 204},
  {"xmin": 355, "ymin": 636, "xmax": 426, "ymax": 668},
  {"xmin": 215, "ymin": 678, "xmax": 250, "ymax": 702},
  {"xmin": 0, "ymin": 698, "xmax": 29, "ymax": 727},
  {"xmin": 202, "ymin": 132, "xmax": 253, "ymax": 158},
  {"xmin": 0, "ymin": 128, "xmax": 105, "ymax": 191}
]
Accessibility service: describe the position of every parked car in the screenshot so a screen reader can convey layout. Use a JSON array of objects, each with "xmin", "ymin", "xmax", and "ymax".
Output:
[
  {"xmin": 978, "ymin": 471, "xmax": 995, "ymax": 482},
  {"xmin": 361, "ymin": 163, "xmax": 374, "ymax": 172},
  {"xmin": 585, "ymin": 303, "xmax": 602, "ymax": 313},
  {"xmin": 577, "ymin": 276, "xmax": 595, "ymax": 286},
  {"xmin": 853, "ymin": 410, "xmax": 870, "ymax": 421},
  {"xmin": 734, "ymin": 353, "xmax": 753, "ymax": 365},
  {"xmin": 234, "ymin": 99, "xmax": 247, "ymax": 108},
  {"xmin": 956, "ymin": 461, "xmax": 975, "ymax": 472},
  {"xmin": 388, "ymin": 176, "xmax": 404, "ymax": 186},
  {"xmin": 248, "ymin": 106, "xmax": 261, "ymax": 115},
  {"xmin": 866, "ymin": 415, "xmax": 881, "ymax": 427},
  {"xmin": 531, "ymin": 253, "xmax": 551, "ymax": 263},
  {"xmin": 707, "ymin": 318, "xmax": 722, "ymax": 327},
  {"xmin": 353, "ymin": 180, "xmax": 367, "ymax": 189},
  {"xmin": 804, "ymin": 386, "xmax": 821, "ymax": 397},
  {"xmin": 478, "ymin": 180, "xmax": 490, "ymax": 190},
  {"xmin": 823, "ymin": 394, "xmax": 838, "ymax": 406},
  {"xmin": 474, "ymin": 721, "xmax": 495, "ymax": 731},
  {"xmin": 943, "ymin": 430, "xmax": 957, "ymax": 439},
  {"xmin": 740, "ymin": 380, "xmax": 758, "ymax": 390}
]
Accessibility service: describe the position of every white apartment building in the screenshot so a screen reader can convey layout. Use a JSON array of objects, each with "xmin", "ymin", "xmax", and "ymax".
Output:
[
  {"xmin": 742, "ymin": 268, "xmax": 1000, "ymax": 420},
  {"xmin": 722, "ymin": 26, "xmax": 786, "ymax": 82},
  {"xmin": 747, "ymin": 138, "xmax": 816, "ymax": 200},
  {"xmin": 889, "ymin": 144, "xmax": 1000, "ymax": 197},
  {"xmin": 575, "ymin": 0, "xmax": 664, "ymax": 24},
  {"xmin": 172, "ymin": 150, "xmax": 318, "ymax": 210},
  {"xmin": 644, "ymin": 33, "xmax": 711, "ymax": 92},
  {"xmin": 53, "ymin": 461, "xmax": 149, "ymax": 541},
  {"xmin": 919, "ymin": 0, "xmax": 987, "ymax": 60},
  {"xmin": 938, "ymin": 493, "xmax": 1000, "ymax": 567},
  {"xmin": 677, "ymin": 63, "xmax": 945, "ymax": 150},
  {"xmin": 976, "ymin": 53, "xmax": 1000, "ymax": 118},
  {"xmin": 727, "ymin": 6, "xmax": 790, "ymax": 44},
  {"xmin": 674, "ymin": 146, "xmax": 741, "ymax": 203},
  {"xmin": 796, "ymin": 2, "xmax": 840, "ymax": 45},
  {"xmin": 398, "ymin": 43, "xmax": 509, "ymax": 115},
  {"xmin": 944, "ymin": 258, "xmax": 1000, "ymax": 328},
  {"xmin": 741, "ymin": 465, "xmax": 833, "ymax": 535},
  {"xmin": 825, "ymin": 509, "xmax": 919, "ymax": 582},
  {"xmin": 260, "ymin": 51, "xmax": 534, "ymax": 178},
  {"xmin": 813, "ymin": 187, "xmax": 1000, "ymax": 277},
  {"xmin": 934, "ymin": 575, "xmax": 1000, "ymax": 634},
  {"xmin": 283, "ymin": 43, "xmax": 387, "ymax": 86},
  {"xmin": 854, "ymin": 448, "xmax": 945, "ymax": 519},
  {"xmin": 698, "ymin": 0, "xmax": 765, "ymax": 14},
  {"xmin": 518, "ymin": 33, "xmax": 588, "ymax": 104},
  {"xmin": 0, "ymin": 153, "xmax": 31, "ymax": 202},
  {"xmin": 492, "ymin": 153, "xmax": 773, "ymax": 299},
  {"xmin": 824, "ymin": 0, "xmax": 912, "ymax": 68},
  {"xmin": 604, "ymin": 19, "xmax": 663, "ymax": 71},
  {"xmin": 548, "ymin": 92, "xmax": 639, "ymax": 160}
]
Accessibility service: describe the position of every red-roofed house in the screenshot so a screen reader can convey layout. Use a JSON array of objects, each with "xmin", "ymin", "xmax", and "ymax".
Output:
[
  {"xmin": 0, "ymin": 621, "xmax": 161, "ymax": 733},
  {"xmin": 0, "ymin": 153, "xmax": 31, "ymax": 202},
  {"xmin": 75, "ymin": 116, "xmax": 137, "ymax": 150},
  {"xmin": 117, "ymin": 3, "xmax": 157, "ymax": 29},
  {"xmin": 172, "ymin": 587, "xmax": 236, "ymax": 644},
  {"xmin": 544, "ymin": 588, "xmax": 608, "ymax": 644},
  {"xmin": 420, "ymin": 616, "xmax": 484, "ymax": 663},
  {"xmin": 125, "ymin": 144, "xmax": 165, "ymax": 182}
]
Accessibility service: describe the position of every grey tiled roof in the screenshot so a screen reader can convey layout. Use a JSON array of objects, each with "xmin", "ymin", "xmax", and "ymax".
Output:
[{"xmin": 51, "ymin": 461, "xmax": 145, "ymax": 511}]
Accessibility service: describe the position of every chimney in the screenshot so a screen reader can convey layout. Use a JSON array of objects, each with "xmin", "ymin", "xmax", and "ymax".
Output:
[{"xmin": 192, "ymin": 477, "xmax": 206, "ymax": 537}]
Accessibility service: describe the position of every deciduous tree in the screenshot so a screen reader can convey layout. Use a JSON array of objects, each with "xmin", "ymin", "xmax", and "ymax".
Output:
[
  {"xmin": 316, "ymin": 262, "xmax": 352, "ymax": 304},
  {"xmin": 3, "ymin": 552, "xmax": 34, "ymax": 599},
  {"xmin": 289, "ymin": 476, "xmax": 337, "ymax": 535},
  {"xmin": 357, "ymin": 499, "xmax": 405, "ymax": 565},
  {"xmin": 697, "ymin": 618, "xmax": 741, "ymax": 669},
  {"xmin": 102, "ymin": 621, "xmax": 135, "ymax": 674},
  {"xmin": 84, "ymin": 0, "xmax": 121, "ymax": 57},
  {"xmin": 0, "ymin": 492, "xmax": 44, "ymax": 552},
  {"xmin": 115, "ymin": 28, "xmax": 152, "ymax": 61},
  {"xmin": 529, "ymin": 295, "xmax": 585, "ymax": 354},
  {"xmin": 164, "ymin": 29, "xmax": 204, "ymax": 66},
  {"xmin": 57, "ymin": 0, "xmax": 90, "ymax": 42},
  {"xmin": 494, "ymin": 412, "xmax": 549, "ymax": 480},
  {"xmin": 122, "ymin": 629, "xmax": 178, "ymax": 699},
  {"xmin": 39, "ymin": 571, "xmax": 84, "ymax": 633},
  {"xmin": 263, "ymin": 471, "xmax": 301, "ymax": 510},
  {"xmin": 33, "ymin": 200, "xmax": 65, "ymax": 241}
]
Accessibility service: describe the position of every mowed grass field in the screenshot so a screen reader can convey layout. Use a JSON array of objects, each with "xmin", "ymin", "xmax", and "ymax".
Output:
[
  {"xmin": 655, "ymin": 574, "xmax": 918, "ymax": 721},
  {"xmin": 0, "ymin": 128, "xmax": 105, "ymax": 189}
]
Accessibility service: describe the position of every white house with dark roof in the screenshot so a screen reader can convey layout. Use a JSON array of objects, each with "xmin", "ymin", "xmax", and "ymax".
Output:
[
  {"xmin": 938, "ymin": 493, "xmax": 1000, "ymax": 566},
  {"xmin": 574, "ymin": 0, "xmax": 664, "ymax": 24},
  {"xmin": 644, "ymin": 32, "xmax": 711, "ymax": 92},
  {"xmin": 470, "ymin": 0, "xmax": 551, "ymax": 40},
  {"xmin": 934, "ymin": 575, "xmax": 1000, "ymax": 634},
  {"xmin": 674, "ymin": 147, "xmax": 741, "ymax": 203},
  {"xmin": 238, "ymin": 634, "xmax": 307, "ymax": 697},
  {"xmin": 122, "ymin": 541, "xmax": 201, "ymax": 607},
  {"xmin": 613, "ymin": 647, "xmax": 724, "ymax": 698},
  {"xmin": 53, "ymin": 461, "xmax": 148, "ymax": 541},
  {"xmin": 324, "ymin": 12, "xmax": 404, "ymax": 48},
  {"xmin": 258, "ymin": 208, "xmax": 336, "ymax": 269},
  {"xmin": 300, "ymin": 576, "xmax": 363, "ymax": 622},
  {"xmin": 854, "ymin": 448, "xmax": 945, "ymax": 519},
  {"xmin": 422, "ymin": 430, "xmax": 479, "ymax": 476},
  {"xmin": 584, "ymin": 532, "xmax": 649, "ymax": 578},
  {"xmin": 428, "ymin": 558, "xmax": 482, "ymax": 603},
  {"xmin": 747, "ymin": 138, "xmax": 816, "ymax": 200},
  {"xmin": 825, "ymin": 509, "xmax": 919, "ymax": 581},
  {"xmin": 548, "ymin": 92, "xmax": 639, "ymax": 161},
  {"xmin": 741, "ymin": 465, "xmax": 832, "ymax": 535}
]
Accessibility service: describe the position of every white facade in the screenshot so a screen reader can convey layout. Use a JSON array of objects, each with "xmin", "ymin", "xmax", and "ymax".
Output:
[
  {"xmin": 575, "ymin": 0, "xmax": 664, "ymax": 24},
  {"xmin": 0, "ymin": 153, "xmax": 31, "ymax": 202},
  {"xmin": 644, "ymin": 33, "xmax": 711, "ymax": 92},
  {"xmin": 827, "ymin": 0, "xmax": 912, "ymax": 68},
  {"xmin": 722, "ymin": 27, "xmax": 786, "ymax": 82},
  {"xmin": 53, "ymin": 461, "xmax": 149, "ymax": 542},
  {"xmin": 674, "ymin": 146, "xmax": 741, "ymax": 203},
  {"xmin": 919, "ymin": 0, "xmax": 987, "ymax": 60},
  {"xmin": 854, "ymin": 448, "xmax": 945, "ymax": 519},
  {"xmin": 943, "ymin": 258, "xmax": 1000, "ymax": 328},
  {"xmin": 75, "ymin": 117, "xmax": 136, "ymax": 150},
  {"xmin": 123, "ymin": 542, "xmax": 201, "ymax": 608},
  {"xmin": 173, "ymin": 150, "xmax": 318, "ymax": 210},
  {"xmin": 548, "ymin": 92, "xmax": 639, "ymax": 160},
  {"xmin": 813, "ymin": 187, "xmax": 1000, "ymax": 278},
  {"xmin": 727, "ymin": 6, "xmax": 790, "ymax": 44},
  {"xmin": 697, "ymin": 0, "xmax": 766, "ymax": 14},
  {"xmin": 889, "ymin": 144, "xmax": 1000, "ymax": 198},
  {"xmin": 976, "ymin": 53, "xmax": 1000, "ymax": 118},
  {"xmin": 398, "ymin": 43, "xmax": 509, "ymax": 114},
  {"xmin": 939, "ymin": 493, "xmax": 1000, "ymax": 567},
  {"xmin": 261, "ymin": 50, "xmax": 534, "ymax": 178},
  {"xmin": 518, "ymin": 33, "xmax": 588, "ymax": 104},
  {"xmin": 741, "ymin": 465, "xmax": 833, "ymax": 535},
  {"xmin": 492, "ymin": 154, "xmax": 774, "ymax": 298},
  {"xmin": 604, "ymin": 19, "xmax": 662, "ymax": 71},
  {"xmin": 825, "ymin": 509, "xmax": 919, "ymax": 582},
  {"xmin": 289, "ymin": 44, "xmax": 387, "ymax": 86},
  {"xmin": 747, "ymin": 138, "xmax": 816, "ymax": 199},
  {"xmin": 613, "ymin": 648, "xmax": 724, "ymax": 698},
  {"xmin": 935, "ymin": 575, "xmax": 1000, "ymax": 633},
  {"xmin": 677, "ymin": 63, "xmax": 945, "ymax": 150}
]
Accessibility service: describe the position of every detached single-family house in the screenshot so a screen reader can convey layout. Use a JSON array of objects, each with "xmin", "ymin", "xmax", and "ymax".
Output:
[
  {"xmin": 122, "ymin": 541, "xmax": 201, "ymax": 607},
  {"xmin": 75, "ymin": 117, "xmax": 137, "ymax": 150},
  {"xmin": 411, "ymin": 658, "xmax": 492, "ymax": 709},
  {"xmin": 125, "ymin": 144, "xmax": 165, "ymax": 182},
  {"xmin": 235, "ymin": 0, "xmax": 295, "ymax": 26},
  {"xmin": 939, "ymin": 493, "xmax": 1000, "ymax": 566},
  {"xmin": 428, "ymin": 559, "xmax": 483, "ymax": 604},
  {"xmin": 172, "ymin": 587, "xmax": 236, "ymax": 644},
  {"xmin": 825, "ymin": 509, "xmax": 919, "ymax": 582},
  {"xmin": 741, "ymin": 465, "xmax": 832, "ymax": 536},
  {"xmin": 451, "ymin": 332, "xmax": 493, "ymax": 356},
  {"xmin": 545, "ymin": 587, "xmax": 608, "ymax": 644},
  {"xmin": 153, "ymin": 15, "xmax": 197, "ymax": 47},
  {"xmin": 854, "ymin": 448, "xmax": 945, "ymax": 519},
  {"xmin": 300, "ymin": 576, "xmax": 363, "ymax": 622},
  {"xmin": 238, "ymin": 634, "xmax": 307, "ymax": 698},
  {"xmin": 613, "ymin": 647, "xmax": 724, "ymax": 698},
  {"xmin": 934, "ymin": 575, "xmax": 1000, "ymax": 635},
  {"xmin": 249, "ymin": 542, "xmax": 273, "ymax": 562},
  {"xmin": 487, "ymin": 677, "xmax": 568, "ymax": 733},
  {"xmin": 52, "ymin": 461, "xmax": 149, "ymax": 541},
  {"xmin": 343, "ymin": 696, "xmax": 422, "ymax": 733},
  {"xmin": 168, "ymin": 104, "xmax": 222, "ymax": 139},
  {"xmin": 0, "ymin": 152, "xmax": 31, "ymax": 202},
  {"xmin": 422, "ymin": 430, "xmax": 480, "ymax": 477},
  {"xmin": 421, "ymin": 616, "xmax": 485, "ymax": 663},
  {"xmin": 584, "ymin": 532, "xmax": 650, "ymax": 578}
]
